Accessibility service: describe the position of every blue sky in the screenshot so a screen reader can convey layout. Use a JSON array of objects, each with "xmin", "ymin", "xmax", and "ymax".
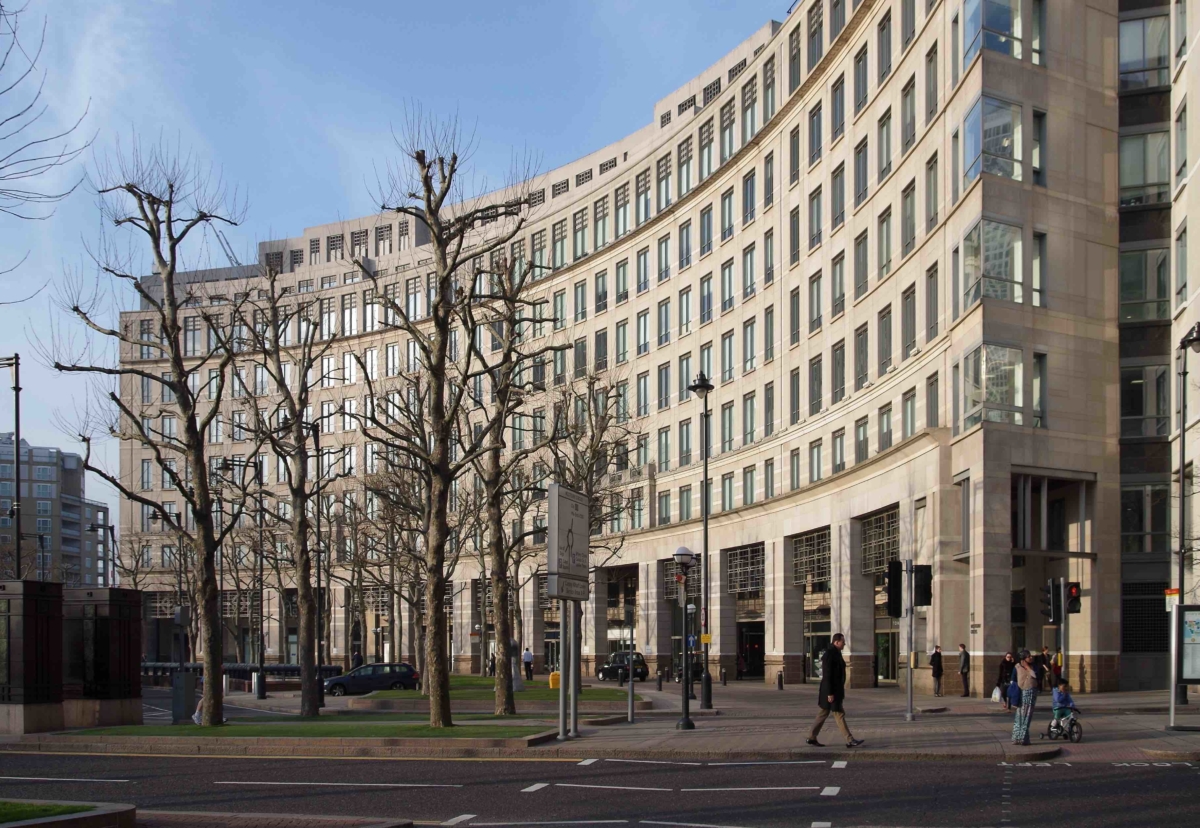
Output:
[{"xmin": 0, "ymin": 0, "xmax": 784, "ymax": 517}]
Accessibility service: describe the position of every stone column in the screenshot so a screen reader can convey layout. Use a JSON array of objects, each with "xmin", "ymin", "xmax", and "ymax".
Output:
[
  {"xmin": 580, "ymin": 567, "xmax": 608, "ymax": 677},
  {"xmin": 519, "ymin": 574, "xmax": 545, "ymax": 674},
  {"xmin": 329, "ymin": 585, "xmax": 347, "ymax": 667},
  {"xmin": 452, "ymin": 580, "xmax": 478, "ymax": 674},
  {"xmin": 710, "ymin": 548, "xmax": 737, "ymax": 676},
  {"xmin": 398, "ymin": 594, "xmax": 420, "ymax": 665},
  {"xmin": 642, "ymin": 559, "xmax": 673, "ymax": 675},
  {"xmin": 832, "ymin": 519, "xmax": 875, "ymax": 688},
  {"xmin": 764, "ymin": 538, "xmax": 803, "ymax": 684},
  {"xmin": 972, "ymin": 459, "xmax": 1014, "ymax": 698}
]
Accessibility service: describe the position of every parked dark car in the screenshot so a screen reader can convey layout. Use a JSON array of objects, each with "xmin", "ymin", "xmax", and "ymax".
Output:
[
  {"xmin": 325, "ymin": 662, "xmax": 419, "ymax": 696},
  {"xmin": 596, "ymin": 651, "xmax": 649, "ymax": 682},
  {"xmin": 673, "ymin": 659, "xmax": 704, "ymax": 682}
]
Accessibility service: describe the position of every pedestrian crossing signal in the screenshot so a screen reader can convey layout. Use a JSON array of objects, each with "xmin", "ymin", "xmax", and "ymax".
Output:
[
  {"xmin": 1066, "ymin": 582, "xmax": 1082, "ymax": 614},
  {"xmin": 886, "ymin": 560, "xmax": 903, "ymax": 618}
]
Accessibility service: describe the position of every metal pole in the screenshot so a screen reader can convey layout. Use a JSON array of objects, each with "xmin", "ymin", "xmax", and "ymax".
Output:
[
  {"xmin": 10, "ymin": 354, "xmax": 20, "ymax": 580},
  {"xmin": 570, "ymin": 599, "xmax": 581, "ymax": 737},
  {"xmin": 906, "ymin": 559, "xmax": 914, "ymax": 722},
  {"xmin": 1169, "ymin": 603, "xmax": 1179, "ymax": 729},
  {"xmin": 678, "ymin": 571, "xmax": 694, "ymax": 729},
  {"xmin": 1179, "ymin": 347, "xmax": 1190, "ymax": 707},
  {"xmin": 558, "ymin": 597, "xmax": 568, "ymax": 740},
  {"xmin": 627, "ymin": 611, "xmax": 635, "ymax": 724},
  {"xmin": 1059, "ymin": 577, "xmax": 1068, "ymax": 684},
  {"xmin": 701, "ymin": 394, "xmax": 712, "ymax": 709},
  {"xmin": 313, "ymin": 422, "xmax": 325, "ymax": 707},
  {"xmin": 257, "ymin": 466, "xmax": 266, "ymax": 700}
]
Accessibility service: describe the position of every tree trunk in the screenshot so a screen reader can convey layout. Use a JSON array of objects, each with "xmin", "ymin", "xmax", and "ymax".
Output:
[
  {"xmin": 424, "ymin": 471, "xmax": 453, "ymax": 727},
  {"xmin": 486, "ymin": 445, "xmax": 515, "ymax": 715},
  {"xmin": 292, "ymin": 490, "xmax": 319, "ymax": 718}
]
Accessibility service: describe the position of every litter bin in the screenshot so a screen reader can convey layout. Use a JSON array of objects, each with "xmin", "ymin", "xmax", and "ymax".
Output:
[
  {"xmin": 171, "ymin": 671, "xmax": 197, "ymax": 724},
  {"xmin": 548, "ymin": 670, "xmax": 561, "ymax": 690}
]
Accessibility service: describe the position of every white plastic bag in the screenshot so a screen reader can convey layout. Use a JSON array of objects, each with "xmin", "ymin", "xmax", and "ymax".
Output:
[{"xmin": 991, "ymin": 686, "xmax": 1001, "ymax": 703}]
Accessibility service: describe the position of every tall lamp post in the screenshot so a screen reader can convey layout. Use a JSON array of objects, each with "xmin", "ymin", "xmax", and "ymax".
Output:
[
  {"xmin": 310, "ymin": 420, "xmax": 325, "ymax": 707},
  {"xmin": 673, "ymin": 546, "xmax": 696, "ymax": 730},
  {"xmin": 1175, "ymin": 322, "xmax": 1200, "ymax": 707},
  {"xmin": 0, "ymin": 354, "xmax": 22, "ymax": 580},
  {"xmin": 687, "ymin": 371, "xmax": 715, "ymax": 709}
]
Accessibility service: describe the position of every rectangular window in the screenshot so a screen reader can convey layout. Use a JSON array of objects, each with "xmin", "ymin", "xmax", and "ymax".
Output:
[
  {"xmin": 658, "ymin": 299, "xmax": 671, "ymax": 347},
  {"xmin": 1031, "ymin": 0, "xmax": 1045, "ymax": 65},
  {"xmin": 832, "ymin": 340, "xmax": 846, "ymax": 403},
  {"xmin": 854, "ymin": 231, "xmax": 869, "ymax": 298},
  {"xmin": 1178, "ymin": 0, "xmax": 1188, "ymax": 59},
  {"xmin": 926, "ymin": 44, "xmax": 939, "ymax": 123},
  {"xmin": 679, "ymin": 222, "xmax": 692, "ymax": 271},
  {"xmin": 854, "ymin": 46, "xmax": 868, "ymax": 114},
  {"xmin": 1178, "ymin": 227, "xmax": 1188, "ymax": 307},
  {"xmin": 952, "ymin": 13, "xmax": 960, "ymax": 86},
  {"xmin": 832, "ymin": 0, "xmax": 846, "ymax": 38},
  {"xmin": 791, "ymin": 448, "xmax": 801, "ymax": 490},
  {"xmin": 855, "ymin": 416, "xmax": 869, "ymax": 462},
  {"xmin": 926, "ymin": 264, "xmax": 939, "ymax": 340},
  {"xmin": 809, "ymin": 440, "xmax": 823, "ymax": 483},
  {"xmin": 810, "ymin": 272, "xmax": 823, "ymax": 333},
  {"xmin": 878, "ymin": 12, "xmax": 892, "ymax": 80},
  {"xmin": 678, "ymin": 140, "xmax": 693, "ymax": 199},
  {"xmin": 637, "ymin": 372, "xmax": 649, "ymax": 417},
  {"xmin": 721, "ymin": 260, "xmax": 735, "ymax": 311},
  {"xmin": 964, "ymin": 96, "xmax": 1022, "ymax": 186},
  {"xmin": 789, "ymin": 23, "xmax": 802, "ymax": 92},
  {"xmin": 743, "ymin": 245, "xmax": 757, "ymax": 299},
  {"xmin": 809, "ymin": 103, "xmax": 823, "ymax": 165},
  {"xmin": 878, "ymin": 109, "xmax": 893, "ymax": 181},
  {"xmin": 854, "ymin": 139, "xmax": 868, "ymax": 206},
  {"xmin": 764, "ymin": 229, "xmax": 775, "ymax": 284},
  {"xmin": 721, "ymin": 331, "xmax": 735, "ymax": 382},
  {"xmin": 616, "ymin": 321, "xmax": 628, "ymax": 364},
  {"xmin": 809, "ymin": 187, "xmax": 823, "ymax": 249},
  {"xmin": 637, "ymin": 309, "xmax": 650, "ymax": 355},
  {"xmin": 764, "ymin": 458, "xmax": 775, "ymax": 499},
  {"xmin": 1032, "ymin": 232, "xmax": 1046, "ymax": 308},
  {"xmin": 721, "ymin": 189, "xmax": 734, "ymax": 240},
  {"xmin": 657, "ymin": 363, "xmax": 671, "ymax": 410},
  {"xmin": 965, "ymin": 0, "xmax": 1022, "ymax": 65},
  {"xmin": 790, "ymin": 286, "xmax": 802, "ymax": 345},
  {"xmin": 1119, "ymin": 132, "xmax": 1170, "ymax": 207},
  {"xmin": 742, "ymin": 172, "xmax": 756, "ymax": 226},
  {"xmin": 789, "ymin": 206, "xmax": 801, "ymax": 265},
  {"xmin": 832, "ymin": 253, "xmax": 845, "ymax": 316},
  {"xmin": 764, "ymin": 153, "xmax": 775, "ymax": 208},
  {"xmin": 831, "ymin": 164, "xmax": 845, "ymax": 229},
  {"xmin": 743, "ymin": 318, "xmax": 756, "ymax": 372},
  {"xmin": 901, "ymin": 182, "xmax": 916, "ymax": 256},
  {"xmin": 926, "ymin": 153, "xmax": 939, "ymax": 231},
  {"xmin": 720, "ymin": 101, "xmax": 736, "ymax": 163},
  {"xmin": 765, "ymin": 380, "xmax": 775, "ymax": 436},
  {"xmin": 764, "ymin": 305, "xmax": 775, "ymax": 361},
  {"xmin": 596, "ymin": 270, "xmax": 609, "ymax": 313},
  {"xmin": 790, "ymin": 126, "xmax": 801, "ymax": 185},
  {"xmin": 854, "ymin": 324, "xmax": 869, "ymax": 390},
  {"xmin": 743, "ymin": 393, "xmax": 756, "ymax": 445},
  {"xmin": 832, "ymin": 428, "xmax": 846, "ymax": 472},
  {"xmin": 637, "ymin": 248, "xmax": 650, "ymax": 293},
  {"xmin": 902, "ymin": 0, "xmax": 915, "ymax": 50},
  {"xmin": 1119, "ymin": 17, "xmax": 1170, "ymax": 91},
  {"xmin": 963, "ymin": 343, "xmax": 1025, "ymax": 427},
  {"xmin": 902, "ymin": 286, "xmax": 917, "ymax": 359},
  {"xmin": 832, "ymin": 75, "xmax": 845, "ymax": 141},
  {"xmin": 1178, "ymin": 103, "xmax": 1188, "ymax": 186},
  {"xmin": 658, "ymin": 235, "xmax": 671, "ymax": 282},
  {"xmin": 809, "ymin": 355, "xmax": 823, "ymax": 415},
  {"xmin": 1120, "ymin": 248, "xmax": 1170, "ymax": 321},
  {"xmin": 963, "ymin": 219, "xmax": 1023, "ymax": 308},
  {"xmin": 680, "ymin": 286, "xmax": 693, "ymax": 335},
  {"xmin": 879, "ymin": 404, "xmax": 893, "ymax": 450},
  {"xmin": 700, "ymin": 119, "xmax": 714, "ymax": 180},
  {"xmin": 765, "ymin": 57, "xmax": 776, "ymax": 121},
  {"xmin": 878, "ymin": 209, "xmax": 892, "ymax": 277},
  {"xmin": 574, "ymin": 280, "xmax": 588, "ymax": 323},
  {"xmin": 573, "ymin": 209, "xmax": 588, "ymax": 260},
  {"xmin": 902, "ymin": 389, "xmax": 916, "ymax": 438},
  {"xmin": 808, "ymin": 1, "xmax": 824, "ymax": 70},
  {"xmin": 790, "ymin": 367, "xmax": 801, "ymax": 425},
  {"xmin": 721, "ymin": 403, "xmax": 734, "ymax": 452},
  {"xmin": 1032, "ymin": 110, "xmax": 1046, "ymax": 186},
  {"xmin": 952, "ymin": 129, "xmax": 960, "ymax": 204},
  {"xmin": 722, "ymin": 473, "xmax": 734, "ymax": 511},
  {"xmin": 878, "ymin": 305, "xmax": 892, "ymax": 375},
  {"xmin": 902, "ymin": 78, "xmax": 916, "ymax": 154},
  {"xmin": 1033, "ymin": 353, "xmax": 1047, "ymax": 428},
  {"xmin": 927, "ymin": 372, "xmax": 940, "ymax": 428},
  {"xmin": 700, "ymin": 206, "xmax": 713, "ymax": 256}
]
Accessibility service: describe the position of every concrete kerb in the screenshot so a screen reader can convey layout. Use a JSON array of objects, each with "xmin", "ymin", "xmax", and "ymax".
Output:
[
  {"xmin": 138, "ymin": 810, "xmax": 412, "ymax": 828},
  {"xmin": 0, "ymin": 800, "xmax": 135, "ymax": 828},
  {"xmin": 1141, "ymin": 747, "xmax": 1200, "ymax": 761}
]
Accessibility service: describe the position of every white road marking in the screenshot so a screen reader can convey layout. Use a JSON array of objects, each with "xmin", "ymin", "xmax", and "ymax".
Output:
[
  {"xmin": 0, "ymin": 776, "xmax": 129, "ymax": 783},
  {"xmin": 641, "ymin": 821, "xmax": 756, "ymax": 828},
  {"xmin": 470, "ymin": 822, "xmax": 628, "ymax": 826},
  {"xmin": 556, "ymin": 783, "xmax": 672, "ymax": 792},
  {"xmin": 680, "ymin": 786, "xmax": 820, "ymax": 792},
  {"xmin": 577, "ymin": 758, "xmax": 599, "ymax": 766},
  {"xmin": 606, "ymin": 759, "xmax": 703, "ymax": 766},
  {"xmin": 706, "ymin": 760, "xmax": 825, "ymax": 766},
  {"xmin": 442, "ymin": 817, "xmax": 476, "ymax": 826},
  {"xmin": 820, "ymin": 786, "xmax": 840, "ymax": 796},
  {"xmin": 831, "ymin": 760, "xmax": 847, "ymax": 769},
  {"xmin": 812, "ymin": 822, "xmax": 833, "ymax": 827},
  {"xmin": 522, "ymin": 782, "xmax": 549, "ymax": 792},
  {"xmin": 215, "ymin": 781, "xmax": 461, "ymax": 788}
]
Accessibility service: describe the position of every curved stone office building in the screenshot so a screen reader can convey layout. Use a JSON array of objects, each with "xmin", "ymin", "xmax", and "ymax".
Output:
[{"xmin": 122, "ymin": 0, "xmax": 1128, "ymax": 694}]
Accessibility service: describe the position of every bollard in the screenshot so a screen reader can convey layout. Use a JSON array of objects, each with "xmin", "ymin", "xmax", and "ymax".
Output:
[
  {"xmin": 618, "ymin": 670, "xmax": 625, "ymax": 688},
  {"xmin": 657, "ymin": 671, "xmax": 664, "ymax": 691},
  {"xmin": 776, "ymin": 670, "xmax": 784, "ymax": 690},
  {"xmin": 720, "ymin": 667, "xmax": 727, "ymax": 686}
]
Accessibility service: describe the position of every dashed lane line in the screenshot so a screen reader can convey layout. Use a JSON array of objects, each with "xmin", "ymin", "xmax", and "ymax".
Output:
[
  {"xmin": 641, "ymin": 821, "xmax": 758, "ymax": 828},
  {"xmin": 556, "ymin": 783, "xmax": 672, "ymax": 792},
  {"xmin": 811, "ymin": 822, "xmax": 832, "ymax": 828},
  {"xmin": 577, "ymin": 758, "xmax": 599, "ymax": 766},
  {"xmin": 831, "ymin": 761, "xmax": 847, "ymax": 769},
  {"xmin": 705, "ymin": 760, "xmax": 826, "ymax": 766},
  {"xmin": 680, "ymin": 786, "xmax": 821, "ymax": 792},
  {"xmin": 819, "ymin": 786, "xmax": 840, "ymax": 796},
  {"xmin": 468, "ymin": 822, "xmax": 628, "ymax": 827},
  {"xmin": 606, "ymin": 759, "xmax": 703, "ymax": 766},
  {"xmin": 441, "ymin": 817, "xmax": 476, "ymax": 826},
  {"xmin": 522, "ymin": 783, "xmax": 549, "ymax": 792}
]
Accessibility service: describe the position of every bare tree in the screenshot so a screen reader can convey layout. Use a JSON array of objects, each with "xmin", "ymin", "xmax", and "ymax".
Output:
[{"xmin": 45, "ymin": 137, "xmax": 247, "ymax": 726}]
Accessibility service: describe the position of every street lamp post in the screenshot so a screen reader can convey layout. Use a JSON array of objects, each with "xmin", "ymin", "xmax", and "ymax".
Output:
[
  {"xmin": 687, "ymin": 371, "xmax": 715, "ymax": 710},
  {"xmin": 310, "ymin": 420, "xmax": 325, "ymax": 707},
  {"xmin": 0, "ymin": 354, "xmax": 22, "ymax": 580},
  {"xmin": 673, "ymin": 546, "xmax": 696, "ymax": 730},
  {"xmin": 86, "ymin": 523, "xmax": 117, "ymax": 587},
  {"xmin": 1174, "ymin": 322, "xmax": 1200, "ymax": 709}
]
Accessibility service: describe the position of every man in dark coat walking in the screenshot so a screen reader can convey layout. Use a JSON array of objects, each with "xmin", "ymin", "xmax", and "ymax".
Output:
[
  {"xmin": 929, "ymin": 645, "xmax": 944, "ymax": 696},
  {"xmin": 806, "ymin": 633, "xmax": 865, "ymax": 748}
]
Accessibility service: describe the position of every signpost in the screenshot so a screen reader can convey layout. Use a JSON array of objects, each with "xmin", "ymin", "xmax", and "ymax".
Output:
[{"xmin": 548, "ymin": 483, "xmax": 590, "ymax": 741}]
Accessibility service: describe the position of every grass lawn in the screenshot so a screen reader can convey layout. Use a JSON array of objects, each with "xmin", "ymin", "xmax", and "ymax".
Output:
[
  {"xmin": 372, "ymin": 685, "xmax": 639, "ymax": 702},
  {"xmin": 238, "ymin": 713, "xmax": 499, "ymax": 723},
  {"xmin": 0, "ymin": 802, "xmax": 94, "ymax": 824},
  {"xmin": 79, "ymin": 723, "xmax": 547, "ymax": 739}
]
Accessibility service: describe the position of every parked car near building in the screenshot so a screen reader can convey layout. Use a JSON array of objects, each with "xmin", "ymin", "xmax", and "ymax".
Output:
[
  {"xmin": 324, "ymin": 662, "xmax": 419, "ymax": 696},
  {"xmin": 596, "ymin": 651, "xmax": 649, "ymax": 682}
]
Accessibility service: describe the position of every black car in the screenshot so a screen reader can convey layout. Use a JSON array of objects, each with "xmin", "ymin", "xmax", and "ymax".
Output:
[
  {"xmin": 324, "ymin": 662, "xmax": 419, "ymax": 696},
  {"xmin": 596, "ymin": 651, "xmax": 649, "ymax": 682}
]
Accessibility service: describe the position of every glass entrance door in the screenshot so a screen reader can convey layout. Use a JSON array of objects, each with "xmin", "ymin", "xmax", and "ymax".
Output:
[{"xmin": 875, "ymin": 631, "xmax": 898, "ymax": 683}]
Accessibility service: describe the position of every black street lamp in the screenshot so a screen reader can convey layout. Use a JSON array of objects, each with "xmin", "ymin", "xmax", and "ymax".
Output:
[
  {"xmin": 310, "ymin": 420, "xmax": 325, "ymax": 707},
  {"xmin": 1175, "ymin": 322, "xmax": 1200, "ymax": 707},
  {"xmin": 0, "ymin": 354, "xmax": 22, "ymax": 580},
  {"xmin": 673, "ymin": 546, "xmax": 696, "ymax": 731},
  {"xmin": 687, "ymin": 371, "xmax": 715, "ymax": 710}
]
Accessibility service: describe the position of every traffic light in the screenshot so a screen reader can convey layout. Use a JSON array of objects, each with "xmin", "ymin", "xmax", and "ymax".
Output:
[
  {"xmin": 1039, "ymin": 579, "xmax": 1057, "ymax": 624},
  {"xmin": 913, "ymin": 564, "xmax": 933, "ymax": 607},
  {"xmin": 887, "ymin": 560, "xmax": 903, "ymax": 618},
  {"xmin": 1066, "ymin": 582, "xmax": 1082, "ymax": 614}
]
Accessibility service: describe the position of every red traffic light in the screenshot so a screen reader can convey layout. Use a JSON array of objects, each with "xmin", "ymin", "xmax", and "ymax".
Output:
[
  {"xmin": 1067, "ymin": 583, "xmax": 1082, "ymax": 599},
  {"xmin": 1066, "ymin": 581, "xmax": 1082, "ymax": 614}
]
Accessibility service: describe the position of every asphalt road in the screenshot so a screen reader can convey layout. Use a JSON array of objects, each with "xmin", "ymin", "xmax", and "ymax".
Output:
[
  {"xmin": 1, "ymin": 751, "xmax": 1197, "ymax": 827},
  {"xmin": 141, "ymin": 687, "xmax": 297, "ymax": 722}
]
